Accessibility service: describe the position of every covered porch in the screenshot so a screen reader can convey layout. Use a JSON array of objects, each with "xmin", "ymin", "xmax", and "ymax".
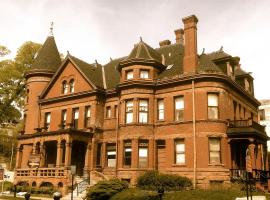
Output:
[
  {"xmin": 15, "ymin": 128, "xmax": 93, "ymax": 189},
  {"xmin": 227, "ymin": 119, "xmax": 269, "ymax": 181}
]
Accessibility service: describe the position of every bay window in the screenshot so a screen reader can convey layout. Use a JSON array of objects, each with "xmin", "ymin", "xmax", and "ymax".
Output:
[
  {"xmin": 157, "ymin": 99, "xmax": 164, "ymax": 120},
  {"xmin": 209, "ymin": 138, "xmax": 221, "ymax": 164},
  {"xmin": 123, "ymin": 140, "xmax": 132, "ymax": 166},
  {"xmin": 106, "ymin": 143, "xmax": 116, "ymax": 167},
  {"xmin": 125, "ymin": 100, "xmax": 133, "ymax": 124},
  {"xmin": 208, "ymin": 93, "xmax": 219, "ymax": 119},
  {"xmin": 139, "ymin": 99, "xmax": 148, "ymax": 123},
  {"xmin": 139, "ymin": 140, "xmax": 148, "ymax": 168}
]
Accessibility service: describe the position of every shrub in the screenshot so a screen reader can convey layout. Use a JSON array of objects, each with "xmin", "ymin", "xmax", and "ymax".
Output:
[
  {"xmin": 110, "ymin": 189, "xmax": 160, "ymax": 200},
  {"xmin": 87, "ymin": 178, "xmax": 128, "ymax": 200},
  {"xmin": 137, "ymin": 170, "xmax": 192, "ymax": 191}
]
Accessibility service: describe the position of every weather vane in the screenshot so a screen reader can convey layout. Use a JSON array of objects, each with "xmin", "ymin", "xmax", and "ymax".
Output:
[{"xmin": 50, "ymin": 22, "xmax": 54, "ymax": 36}]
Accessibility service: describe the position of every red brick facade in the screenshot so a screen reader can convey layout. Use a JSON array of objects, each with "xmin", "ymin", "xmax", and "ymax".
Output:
[{"xmin": 15, "ymin": 15, "xmax": 268, "ymax": 193}]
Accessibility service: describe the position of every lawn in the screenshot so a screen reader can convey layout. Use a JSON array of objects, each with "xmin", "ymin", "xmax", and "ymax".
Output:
[{"xmin": 163, "ymin": 189, "xmax": 270, "ymax": 200}]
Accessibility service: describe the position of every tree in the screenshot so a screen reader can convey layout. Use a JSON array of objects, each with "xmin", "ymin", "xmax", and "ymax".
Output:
[{"xmin": 0, "ymin": 42, "xmax": 41, "ymax": 125}]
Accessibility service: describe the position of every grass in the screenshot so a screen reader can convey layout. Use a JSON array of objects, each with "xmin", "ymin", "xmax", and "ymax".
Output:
[{"xmin": 163, "ymin": 189, "xmax": 270, "ymax": 200}]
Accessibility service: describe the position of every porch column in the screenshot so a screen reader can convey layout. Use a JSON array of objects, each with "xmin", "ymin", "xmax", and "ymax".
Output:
[
  {"xmin": 90, "ymin": 138, "xmax": 95, "ymax": 170},
  {"xmin": 101, "ymin": 142, "xmax": 106, "ymax": 168},
  {"xmin": 32, "ymin": 143, "xmax": 36, "ymax": 155},
  {"xmin": 65, "ymin": 141, "xmax": 72, "ymax": 167},
  {"xmin": 56, "ymin": 141, "xmax": 63, "ymax": 167},
  {"xmin": 15, "ymin": 145, "xmax": 22, "ymax": 168},
  {"xmin": 84, "ymin": 141, "xmax": 92, "ymax": 177},
  {"xmin": 248, "ymin": 142, "xmax": 256, "ymax": 170},
  {"xmin": 40, "ymin": 142, "xmax": 45, "ymax": 167}
]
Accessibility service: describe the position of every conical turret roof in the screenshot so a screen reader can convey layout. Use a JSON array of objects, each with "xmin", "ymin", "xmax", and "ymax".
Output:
[
  {"xmin": 30, "ymin": 36, "xmax": 61, "ymax": 72},
  {"xmin": 126, "ymin": 40, "xmax": 162, "ymax": 62},
  {"xmin": 118, "ymin": 39, "xmax": 164, "ymax": 71}
]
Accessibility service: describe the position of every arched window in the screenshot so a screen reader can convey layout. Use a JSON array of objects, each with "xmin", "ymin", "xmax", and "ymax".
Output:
[
  {"xmin": 62, "ymin": 81, "xmax": 68, "ymax": 94},
  {"xmin": 69, "ymin": 79, "xmax": 75, "ymax": 93}
]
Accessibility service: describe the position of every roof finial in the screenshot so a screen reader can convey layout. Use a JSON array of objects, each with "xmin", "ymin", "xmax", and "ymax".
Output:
[
  {"xmin": 201, "ymin": 48, "xmax": 205, "ymax": 55},
  {"xmin": 140, "ymin": 36, "xmax": 143, "ymax": 42},
  {"xmin": 220, "ymin": 46, "xmax": 223, "ymax": 52},
  {"xmin": 67, "ymin": 50, "xmax": 70, "ymax": 55},
  {"xmin": 49, "ymin": 22, "xmax": 54, "ymax": 36}
]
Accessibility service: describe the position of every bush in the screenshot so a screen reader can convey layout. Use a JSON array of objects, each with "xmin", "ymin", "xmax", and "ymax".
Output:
[
  {"xmin": 87, "ymin": 178, "xmax": 128, "ymax": 200},
  {"xmin": 110, "ymin": 189, "xmax": 160, "ymax": 200},
  {"xmin": 137, "ymin": 170, "xmax": 192, "ymax": 191}
]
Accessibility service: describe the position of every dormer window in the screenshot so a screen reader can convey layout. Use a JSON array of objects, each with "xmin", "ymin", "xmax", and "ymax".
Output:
[
  {"xmin": 126, "ymin": 70, "xmax": 133, "ymax": 80},
  {"xmin": 62, "ymin": 81, "xmax": 68, "ymax": 94},
  {"xmin": 69, "ymin": 79, "xmax": 75, "ymax": 93},
  {"xmin": 140, "ymin": 70, "xmax": 149, "ymax": 79}
]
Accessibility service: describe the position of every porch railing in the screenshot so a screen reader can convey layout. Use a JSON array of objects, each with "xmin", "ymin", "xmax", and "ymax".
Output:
[
  {"xmin": 16, "ymin": 167, "xmax": 67, "ymax": 177},
  {"xmin": 229, "ymin": 119, "xmax": 265, "ymax": 133},
  {"xmin": 253, "ymin": 169, "xmax": 270, "ymax": 183},
  {"xmin": 230, "ymin": 169, "xmax": 246, "ymax": 181}
]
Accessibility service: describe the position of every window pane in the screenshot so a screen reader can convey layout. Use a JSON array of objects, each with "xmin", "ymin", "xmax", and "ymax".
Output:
[
  {"xmin": 208, "ymin": 94, "xmax": 218, "ymax": 106},
  {"xmin": 74, "ymin": 109, "xmax": 79, "ymax": 119},
  {"xmin": 139, "ymin": 148, "xmax": 148, "ymax": 157},
  {"xmin": 159, "ymin": 110, "xmax": 164, "ymax": 120},
  {"xmin": 210, "ymin": 139, "xmax": 220, "ymax": 151},
  {"xmin": 126, "ymin": 113, "xmax": 133, "ymax": 123},
  {"xmin": 140, "ymin": 70, "xmax": 149, "ymax": 78},
  {"xmin": 176, "ymin": 143, "xmax": 185, "ymax": 152},
  {"xmin": 208, "ymin": 107, "xmax": 218, "ymax": 119},
  {"xmin": 210, "ymin": 152, "xmax": 220, "ymax": 163},
  {"xmin": 175, "ymin": 97, "xmax": 184, "ymax": 109},
  {"xmin": 86, "ymin": 107, "xmax": 91, "ymax": 117},
  {"xmin": 126, "ymin": 71, "xmax": 133, "ymax": 79},
  {"xmin": 158, "ymin": 100, "xmax": 164, "ymax": 109},
  {"xmin": 175, "ymin": 110, "xmax": 184, "ymax": 121},
  {"xmin": 139, "ymin": 112, "xmax": 148, "ymax": 123},
  {"xmin": 46, "ymin": 113, "xmax": 51, "ymax": 123},
  {"xmin": 176, "ymin": 154, "xmax": 185, "ymax": 164}
]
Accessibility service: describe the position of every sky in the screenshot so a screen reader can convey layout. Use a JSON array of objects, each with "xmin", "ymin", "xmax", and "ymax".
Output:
[{"xmin": 1, "ymin": 0, "xmax": 270, "ymax": 100}]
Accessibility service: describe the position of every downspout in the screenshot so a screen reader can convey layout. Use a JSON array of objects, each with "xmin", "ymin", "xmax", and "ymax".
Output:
[
  {"xmin": 192, "ymin": 80, "xmax": 197, "ymax": 189},
  {"xmin": 115, "ymin": 93, "xmax": 120, "ymax": 177}
]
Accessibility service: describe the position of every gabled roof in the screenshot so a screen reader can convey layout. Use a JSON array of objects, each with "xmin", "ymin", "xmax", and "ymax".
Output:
[
  {"xmin": 70, "ymin": 56, "xmax": 104, "ymax": 88},
  {"xmin": 40, "ymin": 55, "xmax": 103, "ymax": 99},
  {"xmin": 30, "ymin": 36, "xmax": 61, "ymax": 72}
]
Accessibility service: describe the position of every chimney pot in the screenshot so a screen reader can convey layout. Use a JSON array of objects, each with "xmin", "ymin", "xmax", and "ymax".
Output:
[
  {"xmin": 174, "ymin": 29, "xmax": 184, "ymax": 44},
  {"xmin": 159, "ymin": 40, "xmax": 171, "ymax": 47}
]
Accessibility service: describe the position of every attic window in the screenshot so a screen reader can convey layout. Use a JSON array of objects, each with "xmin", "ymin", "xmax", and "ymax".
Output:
[
  {"xmin": 166, "ymin": 64, "xmax": 173, "ymax": 70},
  {"xmin": 70, "ymin": 79, "xmax": 75, "ymax": 93},
  {"xmin": 62, "ymin": 81, "xmax": 68, "ymax": 94}
]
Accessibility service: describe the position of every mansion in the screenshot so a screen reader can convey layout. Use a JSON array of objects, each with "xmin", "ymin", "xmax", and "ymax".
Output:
[{"xmin": 14, "ymin": 15, "xmax": 269, "ymax": 193}]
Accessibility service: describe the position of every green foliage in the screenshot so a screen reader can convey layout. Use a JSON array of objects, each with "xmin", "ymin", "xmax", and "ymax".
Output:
[
  {"xmin": 0, "ymin": 41, "xmax": 41, "ymax": 125},
  {"xmin": 87, "ymin": 178, "xmax": 128, "ymax": 200},
  {"xmin": 14, "ymin": 185, "xmax": 56, "ymax": 195},
  {"xmin": 137, "ymin": 170, "xmax": 192, "ymax": 191},
  {"xmin": 110, "ymin": 189, "xmax": 160, "ymax": 200}
]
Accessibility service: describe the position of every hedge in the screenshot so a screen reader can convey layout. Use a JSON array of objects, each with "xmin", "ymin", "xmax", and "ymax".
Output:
[
  {"xmin": 137, "ymin": 170, "xmax": 192, "ymax": 191},
  {"xmin": 110, "ymin": 189, "xmax": 160, "ymax": 200}
]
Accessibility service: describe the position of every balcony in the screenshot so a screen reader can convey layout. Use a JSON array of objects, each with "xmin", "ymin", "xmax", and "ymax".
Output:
[{"xmin": 227, "ymin": 119, "xmax": 268, "ymax": 140}]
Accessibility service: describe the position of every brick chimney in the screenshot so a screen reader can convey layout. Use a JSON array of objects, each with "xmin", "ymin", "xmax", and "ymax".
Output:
[
  {"xmin": 174, "ymin": 29, "xmax": 184, "ymax": 44},
  {"xmin": 182, "ymin": 15, "xmax": 198, "ymax": 73},
  {"xmin": 159, "ymin": 39, "xmax": 171, "ymax": 47}
]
